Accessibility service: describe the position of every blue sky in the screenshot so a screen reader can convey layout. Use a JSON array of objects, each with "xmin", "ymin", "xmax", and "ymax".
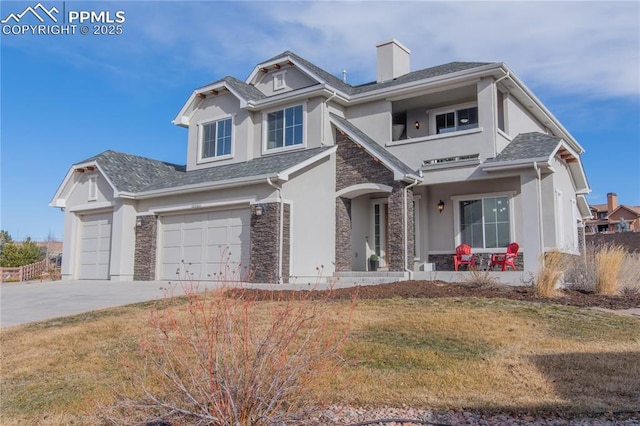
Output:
[{"xmin": 1, "ymin": 0, "xmax": 639, "ymax": 242}]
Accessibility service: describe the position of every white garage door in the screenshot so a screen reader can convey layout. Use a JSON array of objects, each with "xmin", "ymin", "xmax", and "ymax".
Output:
[
  {"xmin": 160, "ymin": 209, "xmax": 250, "ymax": 281},
  {"xmin": 79, "ymin": 212, "xmax": 112, "ymax": 280}
]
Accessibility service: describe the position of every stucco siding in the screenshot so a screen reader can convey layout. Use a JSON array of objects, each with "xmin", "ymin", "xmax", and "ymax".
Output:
[
  {"xmin": 253, "ymin": 66, "xmax": 317, "ymax": 96},
  {"xmin": 505, "ymin": 95, "xmax": 546, "ymax": 136},
  {"xmin": 187, "ymin": 93, "xmax": 249, "ymax": 170},
  {"xmin": 67, "ymin": 172, "xmax": 114, "ymax": 206},
  {"xmin": 345, "ymin": 101, "xmax": 392, "ymax": 145},
  {"xmin": 281, "ymin": 156, "xmax": 336, "ymax": 279}
]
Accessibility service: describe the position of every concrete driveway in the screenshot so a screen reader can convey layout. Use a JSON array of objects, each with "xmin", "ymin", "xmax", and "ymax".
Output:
[
  {"xmin": 0, "ymin": 279, "xmax": 343, "ymax": 328},
  {"xmin": 0, "ymin": 279, "xmax": 223, "ymax": 328}
]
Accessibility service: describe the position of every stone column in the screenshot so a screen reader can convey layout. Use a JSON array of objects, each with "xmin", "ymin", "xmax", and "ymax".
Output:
[
  {"xmin": 250, "ymin": 203, "xmax": 290, "ymax": 283},
  {"xmin": 335, "ymin": 197, "xmax": 352, "ymax": 271},
  {"xmin": 133, "ymin": 215, "xmax": 157, "ymax": 281}
]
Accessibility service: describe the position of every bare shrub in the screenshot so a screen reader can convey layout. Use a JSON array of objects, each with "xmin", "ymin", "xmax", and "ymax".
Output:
[
  {"xmin": 535, "ymin": 251, "xmax": 567, "ymax": 297},
  {"xmin": 618, "ymin": 252, "xmax": 640, "ymax": 295},
  {"xmin": 563, "ymin": 244, "xmax": 597, "ymax": 292},
  {"xmin": 595, "ymin": 245, "xmax": 626, "ymax": 295},
  {"xmin": 110, "ymin": 280, "xmax": 356, "ymax": 425},
  {"xmin": 464, "ymin": 269, "xmax": 499, "ymax": 288}
]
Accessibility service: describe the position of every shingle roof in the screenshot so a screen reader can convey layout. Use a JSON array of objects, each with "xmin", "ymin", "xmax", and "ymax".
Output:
[
  {"xmin": 86, "ymin": 147, "xmax": 332, "ymax": 193},
  {"xmin": 329, "ymin": 113, "xmax": 417, "ymax": 178},
  {"xmin": 485, "ymin": 132, "xmax": 562, "ymax": 164},
  {"xmin": 196, "ymin": 76, "xmax": 267, "ymax": 102},
  {"xmin": 262, "ymin": 51, "xmax": 494, "ymax": 96}
]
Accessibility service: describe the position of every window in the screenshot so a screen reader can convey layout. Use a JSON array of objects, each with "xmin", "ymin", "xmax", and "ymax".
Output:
[
  {"xmin": 201, "ymin": 117, "xmax": 232, "ymax": 159},
  {"xmin": 436, "ymin": 106, "xmax": 478, "ymax": 134},
  {"xmin": 266, "ymin": 105, "xmax": 303, "ymax": 150},
  {"xmin": 459, "ymin": 196, "xmax": 510, "ymax": 249}
]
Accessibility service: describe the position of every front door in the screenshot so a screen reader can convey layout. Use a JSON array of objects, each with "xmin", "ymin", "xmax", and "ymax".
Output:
[{"xmin": 372, "ymin": 201, "xmax": 389, "ymax": 268}]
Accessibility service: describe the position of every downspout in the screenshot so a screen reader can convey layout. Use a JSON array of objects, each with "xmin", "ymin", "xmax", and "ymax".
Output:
[
  {"xmin": 322, "ymin": 91, "xmax": 337, "ymax": 144},
  {"xmin": 266, "ymin": 177, "xmax": 284, "ymax": 284},
  {"xmin": 403, "ymin": 178, "xmax": 420, "ymax": 278},
  {"xmin": 533, "ymin": 161, "xmax": 545, "ymax": 269}
]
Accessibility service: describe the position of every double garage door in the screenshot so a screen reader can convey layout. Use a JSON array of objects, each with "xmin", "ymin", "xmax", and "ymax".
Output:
[
  {"xmin": 160, "ymin": 209, "xmax": 250, "ymax": 281},
  {"xmin": 79, "ymin": 212, "xmax": 113, "ymax": 280}
]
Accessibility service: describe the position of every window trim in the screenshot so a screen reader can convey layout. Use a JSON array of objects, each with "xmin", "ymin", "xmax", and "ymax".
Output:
[
  {"xmin": 262, "ymin": 103, "xmax": 307, "ymax": 154},
  {"xmin": 427, "ymin": 101, "xmax": 478, "ymax": 136},
  {"xmin": 197, "ymin": 115, "xmax": 234, "ymax": 164},
  {"xmin": 452, "ymin": 191, "xmax": 516, "ymax": 251}
]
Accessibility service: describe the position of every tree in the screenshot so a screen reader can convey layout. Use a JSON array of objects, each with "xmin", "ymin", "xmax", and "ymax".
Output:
[
  {"xmin": 0, "ymin": 230, "xmax": 12, "ymax": 253},
  {"xmin": 0, "ymin": 237, "xmax": 45, "ymax": 267}
]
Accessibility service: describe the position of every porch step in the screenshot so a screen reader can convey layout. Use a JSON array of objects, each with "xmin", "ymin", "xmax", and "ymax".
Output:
[{"xmin": 332, "ymin": 271, "xmax": 408, "ymax": 285}]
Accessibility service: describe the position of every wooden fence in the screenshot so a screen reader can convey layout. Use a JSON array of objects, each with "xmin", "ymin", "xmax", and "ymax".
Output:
[{"xmin": 0, "ymin": 259, "xmax": 49, "ymax": 282}]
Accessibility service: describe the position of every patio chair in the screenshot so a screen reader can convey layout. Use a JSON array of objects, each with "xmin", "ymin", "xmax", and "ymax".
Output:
[
  {"xmin": 453, "ymin": 244, "xmax": 475, "ymax": 271},
  {"xmin": 489, "ymin": 242, "xmax": 519, "ymax": 271}
]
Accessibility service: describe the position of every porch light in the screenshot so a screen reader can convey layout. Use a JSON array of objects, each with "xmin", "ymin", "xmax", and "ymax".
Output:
[
  {"xmin": 136, "ymin": 217, "xmax": 143, "ymax": 227},
  {"xmin": 414, "ymin": 121, "xmax": 420, "ymax": 129},
  {"xmin": 437, "ymin": 200, "xmax": 445, "ymax": 213},
  {"xmin": 255, "ymin": 205, "xmax": 265, "ymax": 216}
]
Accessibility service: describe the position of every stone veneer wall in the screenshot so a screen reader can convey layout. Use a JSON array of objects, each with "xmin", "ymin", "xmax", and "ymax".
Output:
[
  {"xmin": 334, "ymin": 131, "xmax": 414, "ymax": 271},
  {"xmin": 250, "ymin": 202, "xmax": 290, "ymax": 283},
  {"xmin": 133, "ymin": 215, "xmax": 157, "ymax": 281}
]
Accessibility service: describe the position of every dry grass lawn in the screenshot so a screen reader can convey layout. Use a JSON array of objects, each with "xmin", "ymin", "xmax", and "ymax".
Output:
[{"xmin": 1, "ymin": 296, "xmax": 639, "ymax": 425}]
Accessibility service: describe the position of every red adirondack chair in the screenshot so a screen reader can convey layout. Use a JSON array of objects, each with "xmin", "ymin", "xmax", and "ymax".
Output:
[
  {"xmin": 490, "ymin": 242, "xmax": 519, "ymax": 271},
  {"xmin": 453, "ymin": 244, "xmax": 475, "ymax": 271}
]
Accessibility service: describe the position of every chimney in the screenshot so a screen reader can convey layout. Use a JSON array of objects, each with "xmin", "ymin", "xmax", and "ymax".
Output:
[
  {"xmin": 607, "ymin": 192, "xmax": 618, "ymax": 213},
  {"xmin": 376, "ymin": 39, "xmax": 411, "ymax": 83}
]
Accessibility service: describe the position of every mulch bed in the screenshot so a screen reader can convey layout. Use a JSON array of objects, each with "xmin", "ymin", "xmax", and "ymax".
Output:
[{"xmin": 236, "ymin": 281, "xmax": 640, "ymax": 311}]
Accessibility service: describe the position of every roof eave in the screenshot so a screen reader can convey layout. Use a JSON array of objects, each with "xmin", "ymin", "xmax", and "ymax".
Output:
[
  {"xmin": 482, "ymin": 157, "xmax": 552, "ymax": 172},
  {"xmin": 173, "ymin": 81, "xmax": 252, "ymax": 127}
]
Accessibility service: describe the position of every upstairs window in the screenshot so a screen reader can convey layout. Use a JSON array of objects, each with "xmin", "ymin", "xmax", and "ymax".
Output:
[
  {"xmin": 436, "ymin": 106, "xmax": 478, "ymax": 134},
  {"xmin": 201, "ymin": 117, "xmax": 232, "ymax": 159},
  {"xmin": 266, "ymin": 105, "xmax": 303, "ymax": 150}
]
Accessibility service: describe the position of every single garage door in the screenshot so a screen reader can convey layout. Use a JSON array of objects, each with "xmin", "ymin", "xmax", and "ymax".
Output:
[
  {"xmin": 79, "ymin": 212, "xmax": 112, "ymax": 279},
  {"xmin": 160, "ymin": 209, "xmax": 250, "ymax": 281}
]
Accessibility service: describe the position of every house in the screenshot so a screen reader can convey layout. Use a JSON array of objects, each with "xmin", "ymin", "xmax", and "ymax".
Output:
[
  {"xmin": 50, "ymin": 39, "xmax": 591, "ymax": 283},
  {"xmin": 586, "ymin": 192, "xmax": 640, "ymax": 233}
]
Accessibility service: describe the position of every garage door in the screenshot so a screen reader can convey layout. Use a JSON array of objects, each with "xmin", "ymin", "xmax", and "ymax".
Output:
[
  {"xmin": 160, "ymin": 209, "xmax": 250, "ymax": 281},
  {"xmin": 79, "ymin": 212, "xmax": 112, "ymax": 279}
]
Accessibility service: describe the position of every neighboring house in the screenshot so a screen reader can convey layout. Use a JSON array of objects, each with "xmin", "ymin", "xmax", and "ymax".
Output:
[
  {"xmin": 586, "ymin": 192, "xmax": 640, "ymax": 234},
  {"xmin": 51, "ymin": 39, "xmax": 591, "ymax": 283}
]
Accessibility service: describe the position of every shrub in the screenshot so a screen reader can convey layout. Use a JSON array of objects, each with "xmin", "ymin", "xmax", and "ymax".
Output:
[
  {"xmin": 535, "ymin": 251, "xmax": 566, "ymax": 297},
  {"xmin": 464, "ymin": 269, "xmax": 499, "ymax": 288},
  {"xmin": 618, "ymin": 252, "xmax": 640, "ymax": 295},
  {"xmin": 595, "ymin": 245, "xmax": 626, "ymax": 295},
  {"xmin": 110, "ymin": 278, "xmax": 356, "ymax": 425}
]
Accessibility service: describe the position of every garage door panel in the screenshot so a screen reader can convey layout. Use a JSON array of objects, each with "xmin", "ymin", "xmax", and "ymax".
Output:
[
  {"xmin": 160, "ymin": 209, "xmax": 250, "ymax": 281},
  {"xmin": 79, "ymin": 212, "xmax": 112, "ymax": 280}
]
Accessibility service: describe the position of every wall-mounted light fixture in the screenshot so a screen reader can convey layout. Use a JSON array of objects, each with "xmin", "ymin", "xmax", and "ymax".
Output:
[
  {"xmin": 414, "ymin": 121, "xmax": 420, "ymax": 129},
  {"xmin": 437, "ymin": 200, "xmax": 445, "ymax": 213},
  {"xmin": 136, "ymin": 217, "xmax": 143, "ymax": 227},
  {"xmin": 255, "ymin": 205, "xmax": 266, "ymax": 217}
]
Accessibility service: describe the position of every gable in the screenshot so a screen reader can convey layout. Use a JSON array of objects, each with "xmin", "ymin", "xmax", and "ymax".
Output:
[
  {"xmin": 609, "ymin": 205, "xmax": 640, "ymax": 220},
  {"xmin": 252, "ymin": 65, "xmax": 319, "ymax": 97}
]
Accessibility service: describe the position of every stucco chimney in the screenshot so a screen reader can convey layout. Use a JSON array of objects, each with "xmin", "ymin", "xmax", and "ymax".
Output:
[
  {"xmin": 607, "ymin": 192, "xmax": 618, "ymax": 213},
  {"xmin": 376, "ymin": 39, "xmax": 411, "ymax": 83}
]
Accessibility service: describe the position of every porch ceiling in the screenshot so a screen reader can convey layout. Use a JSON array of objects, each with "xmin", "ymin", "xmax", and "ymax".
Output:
[{"xmin": 336, "ymin": 183, "xmax": 392, "ymax": 199}]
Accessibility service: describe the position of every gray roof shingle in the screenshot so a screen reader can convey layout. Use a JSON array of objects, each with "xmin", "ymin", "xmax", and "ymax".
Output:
[
  {"xmin": 86, "ymin": 147, "xmax": 332, "ymax": 193},
  {"xmin": 261, "ymin": 51, "xmax": 494, "ymax": 96},
  {"xmin": 329, "ymin": 113, "xmax": 417, "ymax": 178},
  {"xmin": 485, "ymin": 132, "xmax": 562, "ymax": 164},
  {"xmin": 196, "ymin": 76, "xmax": 267, "ymax": 102}
]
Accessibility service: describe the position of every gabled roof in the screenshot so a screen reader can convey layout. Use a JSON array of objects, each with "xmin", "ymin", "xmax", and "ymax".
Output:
[
  {"xmin": 52, "ymin": 147, "xmax": 335, "ymax": 205},
  {"xmin": 483, "ymin": 132, "xmax": 578, "ymax": 169},
  {"xmin": 254, "ymin": 50, "xmax": 494, "ymax": 97},
  {"xmin": 329, "ymin": 113, "xmax": 420, "ymax": 182},
  {"xmin": 609, "ymin": 205, "xmax": 640, "ymax": 218}
]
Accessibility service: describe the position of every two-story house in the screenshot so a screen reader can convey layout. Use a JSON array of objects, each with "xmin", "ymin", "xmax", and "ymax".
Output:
[
  {"xmin": 586, "ymin": 193, "xmax": 640, "ymax": 233},
  {"xmin": 51, "ymin": 39, "xmax": 591, "ymax": 283}
]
